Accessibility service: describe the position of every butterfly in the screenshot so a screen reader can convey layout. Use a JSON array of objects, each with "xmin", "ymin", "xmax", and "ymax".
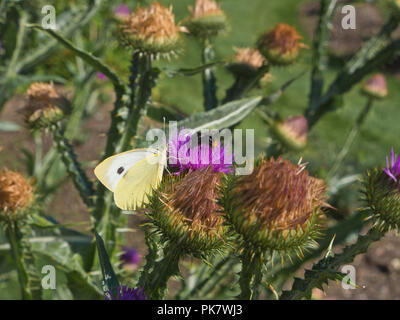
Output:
[{"xmin": 94, "ymin": 146, "xmax": 167, "ymax": 211}]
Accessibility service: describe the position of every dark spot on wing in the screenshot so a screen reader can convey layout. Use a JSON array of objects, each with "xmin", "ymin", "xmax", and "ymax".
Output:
[{"xmin": 117, "ymin": 167, "xmax": 124, "ymax": 175}]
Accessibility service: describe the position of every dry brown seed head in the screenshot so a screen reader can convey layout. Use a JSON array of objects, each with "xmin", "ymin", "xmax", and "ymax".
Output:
[
  {"xmin": 190, "ymin": 0, "xmax": 225, "ymax": 19},
  {"xmin": 233, "ymin": 48, "xmax": 266, "ymax": 69},
  {"xmin": 0, "ymin": 168, "xmax": 33, "ymax": 214}
]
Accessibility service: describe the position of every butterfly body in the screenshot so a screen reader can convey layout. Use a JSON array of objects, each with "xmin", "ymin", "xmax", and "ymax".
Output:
[{"xmin": 94, "ymin": 147, "xmax": 167, "ymax": 210}]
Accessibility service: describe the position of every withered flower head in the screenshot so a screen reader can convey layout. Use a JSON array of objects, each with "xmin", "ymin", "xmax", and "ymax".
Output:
[
  {"xmin": 184, "ymin": 0, "xmax": 228, "ymax": 38},
  {"xmin": 361, "ymin": 74, "xmax": 388, "ymax": 100},
  {"xmin": 228, "ymin": 48, "xmax": 268, "ymax": 78},
  {"xmin": 119, "ymin": 2, "xmax": 181, "ymax": 58},
  {"xmin": 257, "ymin": 23, "xmax": 307, "ymax": 66},
  {"xmin": 0, "ymin": 168, "xmax": 33, "ymax": 220},
  {"xmin": 147, "ymin": 166, "xmax": 227, "ymax": 256},
  {"xmin": 227, "ymin": 157, "xmax": 327, "ymax": 253},
  {"xmin": 23, "ymin": 82, "xmax": 68, "ymax": 130},
  {"xmin": 271, "ymin": 115, "xmax": 309, "ymax": 151}
]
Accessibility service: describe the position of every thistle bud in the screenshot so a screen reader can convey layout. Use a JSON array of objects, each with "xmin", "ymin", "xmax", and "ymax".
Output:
[
  {"xmin": 0, "ymin": 168, "xmax": 33, "ymax": 222},
  {"xmin": 227, "ymin": 48, "xmax": 268, "ymax": 78},
  {"xmin": 184, "ymin": 0, "xmax": 229, "ymax": 38},
  {"xmin": 361, "ymin": 74, "xmax": 388, "ymax": 100},
  {"xmin": 23, "ymin": 82, "xmax": 69, "ymax": 130},
  {"xmin": 363, "ymin": 148, "xmax": 400, "ymax": 231},
  {"xmin": 225, "ymin": 157, "xmax": 327, "ymax": 256},
  {"xmin": 257, "ymin": 23, "xmax": 307, "ymax": 66},
  {"xmin": 147, "ymin": 166, "xmax": 227, "ymax": 257},
  {"xmin": 271, "ymin": 115, "xmax": 308, "ymax": 151},
  {"xmin": 118, "ymin": 3, "xmax": 182, "ymax": 59}
]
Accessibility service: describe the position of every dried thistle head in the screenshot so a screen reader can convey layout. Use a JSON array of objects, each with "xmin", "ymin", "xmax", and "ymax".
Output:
[
  {"xmin": 184, "ymin": 0, "xmax": 228, "ymax": 38},
  {"xmin": 0, "ymin": 168, "xmax": 33, "ymax": 221},
  {"xmin": 271, "ymin": 115, "xmax": 309, "ymax": 151},
  {"xmin": 225, "ymin": 157, "xmax": 328, "ymax": 254},
  {"xmin": 119, "ymin": 2, "xmax": 181, "ymax": 58},
  {"xmin": 257, "ymin": 23, "xmax": 307, "ymax": 66},
  {"xmin": 361, "ymin": 74, "xmax": 388, "ymax": 100},
  {"xmin": 147, "ymin": 166, "xmax": 227, "ymax": 257},
  {"xmin": 228, "ymin": 48, "xmax": 268, "ymax": 78},
  {"xmin": 23, "ymin": 82, "xmax": 68, "ymax": 130}
]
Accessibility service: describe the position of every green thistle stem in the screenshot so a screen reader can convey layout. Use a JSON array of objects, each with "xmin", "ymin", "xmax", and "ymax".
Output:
[
  {"xmin": 4, "ymin": 221, "xmax": 32, "ymax": 300},
  {"xmin": 327, "ymin": 98, "xmax": 373, "ymax": 180},
  {"xmin": 50, "ymin": 123, "xmax": 95, "ymax": 208},
  {"xmin": 146, "ymin": 244, "xmax": 182, "ymax": 300},
  {"xmin": 202, "ymin": 39, "xmax": 218, "ymax": 111},
  {"xmin": 239, "ymin": 248, "xmax": 263, "ymax": 300}
]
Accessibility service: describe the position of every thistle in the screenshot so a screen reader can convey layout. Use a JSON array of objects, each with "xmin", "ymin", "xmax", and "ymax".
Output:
[
  {"xmin": 118, "ymin": 2, "xmax": 182, "ymax": 59},
  {"xmin": 257, "ymin": 23, "xmax": 307, "ymax": 66},
  {"xmin": 223, "ymin": 157, "xmax": 327, "ymax": 299},
  {"xmin": 363, "ymin": 148, "xmax": 400, "ymax": 231},
  {"xmin": 270, "ymin": 115, "xmax": 309, "ymax": 151},
  {"xmin": 361, "ymin": 74, "xmax": 388, "ymax": 100},
  {"xmin": 184, "ymin": 0, "xmax": 229, "ymax": 39},
  {"xmin": 145, "ymin": 166, "xmax": 228, "ymax": 299},
  {"xmin": 0, "ymin": 168, "xmax": 34, "ymax": 222},
  {"xmin": 227, "ymin": 48, "xmax": 268, "ymax": 79},
  {"xmin": 105, "ymin": 285, "xmax": 145, "ymax": 300},
  {"xmin": 23, "ymin": 82, "xmax": 69, "ymax": 130},
  {"xmin": 120, "ymin": 248, "xmax": 140, "ymax": 271}
]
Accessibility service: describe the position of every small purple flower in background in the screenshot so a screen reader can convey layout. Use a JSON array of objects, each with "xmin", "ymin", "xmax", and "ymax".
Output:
[
  {"xmin": 105, "ymin": 285, "xmax": 145, "ymax": 300},
  {"xmin": 114, "ymin": 4, "xmax": 130, "ymax": 20},
  {"xmin": 97, "ymin": 72, "xmax": 108, "ymax": 81},
  {"xmin": 120, "ymin": 248, "xmax": 140, "ymax": 271},
  {"xmin": 383, "ymin": 148, "xmax": 400, "ymax": 183},
  {"xmin": 167, "ymin": 128, "xmax": 233, "ymax": 174}
]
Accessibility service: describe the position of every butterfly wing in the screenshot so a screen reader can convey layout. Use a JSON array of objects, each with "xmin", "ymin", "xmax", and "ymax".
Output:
[
  {"xmin": 94, "ymin": 149, "xmax": 157, "ymax": 192},
  {"xmin": 114, "ymin": 152, "xmax": 165, "ymax": 210}
]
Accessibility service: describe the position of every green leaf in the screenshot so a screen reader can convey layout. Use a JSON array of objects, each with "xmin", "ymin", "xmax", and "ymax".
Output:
[
  {"xmin": 177, "ymin": 96, "xmax": 263, "ymax": 133},
  {"xmin": 0, "ymin": 120, "xmax": 21, "ymax": 132},
  {"xmin": 94, "ymin": 232, "xmax": 120, "ymax": 299},
  {"xmin": 27, "ymin": 24, "xmax": 125, "ymax": 91}
]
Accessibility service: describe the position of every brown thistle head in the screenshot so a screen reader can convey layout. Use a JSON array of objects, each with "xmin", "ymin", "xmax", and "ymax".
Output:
[
  {"xmin": 227, "ymin": 157, "xmax": 328, "ymax": 253},
  {"xmin": 147, "ymin": 166, "xmax": 228, "ymax": 257},
  {"xmin": 257, "ymin": 23, "xmax": 307, "ymax": 66},
  {"xmin": 23, "ymin": 82, "xmax": 68, "ymax": 130},
  {"xmin": 0, "ymin": 168, "xmax": 33, "ymax": 220},
  {"xmin": 119, "ymin": 2, "xmax": 181, "ymax": 58},
  {"xmin": 184, "ymin": 0, "xmax": 228, "ymax": 38},
  {"xmin": 271, "ymin": 115, "xmax": 309, "ymax": 151},
  {"xmin": 228, "ymin": 48, "xmax": 268, "ymax": 78}
]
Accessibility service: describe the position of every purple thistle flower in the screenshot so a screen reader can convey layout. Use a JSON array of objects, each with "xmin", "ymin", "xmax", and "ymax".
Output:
[
  {"xmin": 167, "ymin": 128, "xmax": 233, "ymax": 174},
  {"xmin": 97, "ymin": 72, "xmax": 108, "ymax": 81},
  {"xmin": 105, "ymin": 285, "xmax": 145, "ymax": 300},
  {"xmin": 120, "ymin": 248, "xmax": 140, "ymax": 269},
  {"xmin": 383, "ymin": 148, "xmax": 400, "ymax": 183},
  {"xmin": 114, "ymin": 5, "xmax": 130, "ymax": 20}
]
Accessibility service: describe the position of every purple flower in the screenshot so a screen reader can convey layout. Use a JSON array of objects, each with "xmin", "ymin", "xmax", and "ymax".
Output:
[
  {"xmin": 97, "ymin": 72, "xmax": 108, "ymax": 81},
  {"xmin": 120, "ymin": 248, "xmax": 140, "ymax": 269},
  {"xmin": 105, "ymin": 285, "xmax": 145, "ymax": 300},
  {"xmin": 167, "ymin": 128, "xmax": 233, "ymax": 174},
  {"xmin": 114, "ymin": 5, "xmax": 130, "ymax": 20},
  {"xmin": 383, "ymin": 148, "xmax": 400, "ymax": 183}
]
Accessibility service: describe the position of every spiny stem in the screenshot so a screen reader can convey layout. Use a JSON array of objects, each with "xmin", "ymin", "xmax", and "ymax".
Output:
[
  {"xmin": 50, "ymin": 123, "xmax": 95, "ymax": 208},
  {"xmin": 239, "ymin": 248, "xmax": 263, "ymax": 300},
  {"xmin": 202, "ymin": 39, "xmax": 218, "ymax": 111},
  {"xmin": 327, "ymin": 98, "xmax": 373, "ymax": 180}
]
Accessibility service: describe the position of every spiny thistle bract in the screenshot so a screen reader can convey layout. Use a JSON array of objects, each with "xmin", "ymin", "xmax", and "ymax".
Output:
[
  {"xmin": 0, "ymin": 168, "xmax": 34, "ymax": 222},
  {"xmin": 227, "ymin": 47, "xmax": 268, "ymax": 79},
  {"xmin": 270, "ymin": 115, "xmax": 309, "ymax": 151},
  {"xmin": 118, "ymin": 2, "xmax": 182, "ymax": 59},
  {"xmin": 146, "ymin": 166, "xmax": 228, "ymax": 259},
  {"xmin": 257, "ymin": 23, "xmax": 307, "ymax": 66},
  {"xmin": 23, "ymin": 82, "xmax": 69, "ymax": 130},
  {"xmin": 184, "ymin": 0, "xmax": 229, "ymax": 38},
  {"xmin": 363, "ymin": 148, "xmax": 400, "ymax": 231},
  {"xmin": 223, "ymin": 157, "xmax": 328, "ymax": 259},
  {"xmin": 361, "ymin": 74, "xmax": 388, "ymax": 100}
]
